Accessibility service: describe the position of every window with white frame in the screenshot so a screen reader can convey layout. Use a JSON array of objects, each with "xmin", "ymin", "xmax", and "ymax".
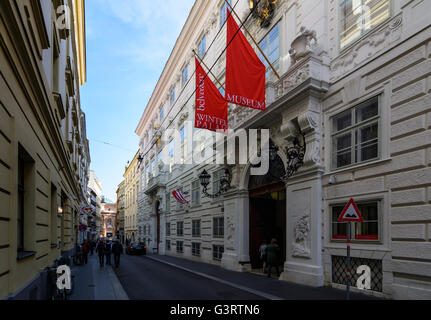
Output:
[
  {"xmin": 166, "ymin": 222, "xmax": 170, "ymax": 236},
  {"xmin": 160, "ymin": 105, "xmax": 165, "ymax": 122},
  {"xmin": 198, "ymin": 35, "xmax": 206, "ymax": 59},
  {"xmin": 213, "ymin": 245, "xmax": 224, "ymax": 261},
  {"xmin": 331, "ymin": 96, "xmax": 380, "ymax": 169},
  {"xmin": 176, "ymin": 241, "xmax": 183, "ymax": 253},
  {"xmin": 182, "ymin": 65, "xmax": 188, "ymax": 87},
  {"xmin": 331, "ymin": 201, "xmax": 380, "ymax": 241},
  {"xmin": 166, "ymin": 192, "xmax": 171, "ymax": 212},
  {"xmin": 170, "ymin": 87, "xmax": 175, "ymax": 106},
  {"xmin": 145, "ymin": 166, "xmax": 150, "ymax": 185},
  {"xmin": 192, "ymin": 219, "xmax": 201, "ymax": 237},
  {"xmin": 213, "ymin": 217, "xmax": 224, "ymax": 238},
  {"xmin": 258, "ymin": 22, "xmax": 279, "ymax": 81},
  {"xmin": 212, "ymin": 169, "xmax": 225, "ymax": 199},
  {"xmin": 151, "ymin": 158, "xmax": 156, "ymax": 178},
  {"xmin": 180, "ymin": 125, "xmax": 188, "ymax": 164},
  {"xmin": 220, "ymin": 0, "xmax": 232, "ymax": 28},
  {"xmin": 169, "ymin": 139, "xmax": 174, "ymax": 173},
  {"xmin": 177, "ymin": 221, "xmax": 184, "ymax": 236},
  {"xmin": 166, "ymin": 240, "xmax": 171, "ymax": 251},
  {"xmin": 176, "ymin": 187, "xmax": 184, "ymax": 211},
  {"xmin": 192, "ymin": 242, "xmax": 201, "ymax": 256},
  {"xmin": 191, "ymin": 180, "xmax": 200, "ymax": 206},
  {"xmin": 339, "ymin": 0, "xmax": 391, "ymax": 50}
]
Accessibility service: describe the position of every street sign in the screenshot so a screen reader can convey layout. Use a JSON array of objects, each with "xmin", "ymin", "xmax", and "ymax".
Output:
[
  {"xmin": 81, "ymin": 206, "xmax": 95, "ymax": 215},
  {"xmin": 78, "ymin": 224, "xmax": 87, "ymax": 232},
  {"xmin": 338, "ymin": 198, "xmax": 363, "ymax": 222},
  {"xmin": 338, "ymin": 198, "xmax": 363, "ymax": 301}
]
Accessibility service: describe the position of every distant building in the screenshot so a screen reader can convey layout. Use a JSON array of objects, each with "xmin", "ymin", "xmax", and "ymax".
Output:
[
  {"xmin": 116, "ymin": 181, "xmax": 126, "ymax": 243},
  {"xmin": 101, "ymin": 203, "xmax": 118, "ymax": 239},
  {"xmin": 123, "ymin": 151, "xmax": 140, "ymax": 242},
  {"xmin": 88, "ymin": 170, "xmax": 103, "ymax": 239}
]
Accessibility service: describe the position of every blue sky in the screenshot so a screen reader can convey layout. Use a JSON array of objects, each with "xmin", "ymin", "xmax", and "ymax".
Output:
[{"xmin": 81, "ymin": 0, "xmax": 195, "ymax": 201}]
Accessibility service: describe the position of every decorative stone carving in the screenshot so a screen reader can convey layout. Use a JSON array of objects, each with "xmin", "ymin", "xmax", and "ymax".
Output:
[
  {"xmin": 283, "ymin": 62, "xmax": 310, "ymax": 93},
  {"xmin": 330, "ymin": 14, "xmax": 403, "ymax": 82},
  {"xmin": 289, "ymin": 27, "xmax": 317, "ymax": 65},
  {"xmin": 298, "ymin": 111, "xmax": 321, "ymax": 167},
  {"xmin": 293, "ymin": 215, "xmax": 311, "ymax": 258},
  {"xmin": 226, "ymin": 212, "xmax": 235, "ymax": 249}
]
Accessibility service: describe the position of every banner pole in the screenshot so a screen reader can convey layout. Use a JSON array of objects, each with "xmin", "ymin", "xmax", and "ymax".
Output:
[
  {"xmin": 192, "ymin": 49, "xmax": 225, "ymax": 90},
  {"xmin": 224, "ymin": 0, "xmax": 281, "ymax": 79}
]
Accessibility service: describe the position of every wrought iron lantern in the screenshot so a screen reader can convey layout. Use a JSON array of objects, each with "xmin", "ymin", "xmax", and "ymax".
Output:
[{"xmin": 199, "ymin": 168, "xmax": 232, "ymax": 199}]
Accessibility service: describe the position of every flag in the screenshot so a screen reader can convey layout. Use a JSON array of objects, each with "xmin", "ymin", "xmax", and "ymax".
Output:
[
  {"xmin": 172, "ymin": 189, "xmax": 189, "ymax": 204},
  {"xmin": 225, "ymin": 10, "xmax": 266, "ymax": 111},
  {"xmin": 195, "ymin": 58, "xmax": 228, "ymax": 132}
]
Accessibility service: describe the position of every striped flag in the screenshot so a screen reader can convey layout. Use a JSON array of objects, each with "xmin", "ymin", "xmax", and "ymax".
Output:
[{"xmin": 172, "ymin": 189, "xmax": 189, "ymax": 204}]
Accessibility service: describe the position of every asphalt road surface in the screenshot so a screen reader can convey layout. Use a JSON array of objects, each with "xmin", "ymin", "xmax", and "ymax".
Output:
[{"xmin": 113, "ymin": 253, "xmax": 265, "ymax": 300}]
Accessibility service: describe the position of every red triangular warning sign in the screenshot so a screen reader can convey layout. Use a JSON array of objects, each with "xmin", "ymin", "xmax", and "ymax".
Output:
[{"xmin": 338, "ymin": 198, "xmax": 363, "ymax": 222}]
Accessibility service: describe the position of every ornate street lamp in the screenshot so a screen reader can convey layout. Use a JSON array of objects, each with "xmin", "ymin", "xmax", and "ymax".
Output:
[{"xmin": 199, "ymin": 168, "xmax": 232, "ymax": 199}]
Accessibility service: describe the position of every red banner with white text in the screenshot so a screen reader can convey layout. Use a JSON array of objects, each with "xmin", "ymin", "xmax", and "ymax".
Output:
[
  {"xmin": 195, "ymin": 57, "xmax": 228, "ymax": 132},
  {"xmin": 225, "ymin": 10, "xmax": 266, "ymax": 111}
]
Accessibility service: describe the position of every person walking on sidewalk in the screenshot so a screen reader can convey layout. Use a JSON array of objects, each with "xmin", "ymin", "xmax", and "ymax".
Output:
[
  {"xmin": 105, "ymin": 240, "xmax": 112, "ymax": 266},
  {"xmin": 82, "ymin": 240, "xmax": 89, "ymax": 264},
  {"xmin": 259, "ymin": 240, "xmax": 268, "ymax": 273},
  {"xmin": 112, "ymin": 240, "xmax": 123, "ymax": 268},
  {"xmin": 89, "ymin": 239, "xmax": 95, "ymax": 256},
  {"xmin": 266, "ymin": 238, "xmax": 280, "ymax": 278},
  {"xmin": 96, "ymin": 240, "xmax": 105, "ymax": 267}
]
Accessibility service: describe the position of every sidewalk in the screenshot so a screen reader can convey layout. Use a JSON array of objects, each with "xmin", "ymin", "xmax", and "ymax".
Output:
[
  {"xmin": 146, "ymin": 254, "xmax": 383, "ymax": 300},
  {"xmin": 69, "ymin": 254, "xmax": 128, "ymax": 300}
]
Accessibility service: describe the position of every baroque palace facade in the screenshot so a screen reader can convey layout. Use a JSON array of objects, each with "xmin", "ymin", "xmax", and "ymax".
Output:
[
  {"xmin": 0, "ymin": 0, "xmax": 89, "ymax": 299},
  {"xmin": 134, "ymin": 0, "xmax": 431, "ymax": 299}
]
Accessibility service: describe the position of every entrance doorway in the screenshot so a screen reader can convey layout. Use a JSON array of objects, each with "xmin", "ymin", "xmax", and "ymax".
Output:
[{"xmin": 248, "ymin": 153, "xmax": 287, "ymax": 271}]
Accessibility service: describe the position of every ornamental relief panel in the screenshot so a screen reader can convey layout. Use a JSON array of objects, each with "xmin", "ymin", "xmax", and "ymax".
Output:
[{"xmin": 330, "ymin": 14, "xmax": 403, "ymax": 82}]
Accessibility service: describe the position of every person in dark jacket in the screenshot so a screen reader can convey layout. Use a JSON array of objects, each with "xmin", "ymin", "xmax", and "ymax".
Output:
[
  {"xmin": 266, "ymin": 238, "xmax": 280, "ymax": 278},
  {"xmin": 96, "ymin": 240, "xmax": 105, "ymax": 267},
  {"xmin": 105, "ymin": 240, "xmax": 112, "ymax": 265},
  {"xmin": 82, "ymin": 240, "xmax": 89, "ymax": 264},
  {"xmin": 89, "ymin": 240, "xmax": 95, "ymax": 256},
  {"xmin": 112, "ymin": 240, "xmax": 124, "ymax": 268}
]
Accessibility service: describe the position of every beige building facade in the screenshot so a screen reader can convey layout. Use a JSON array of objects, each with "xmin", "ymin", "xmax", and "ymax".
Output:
[
  {"xmin": 0, "ymin": 0, "xmax": 89, "ymax": 299},
  {"xmin": 116, "ymin": 180, "xmax": 125, "ymax": 243},
  {"xmin": 134, "ymin": 0, "xmax": 431, "ymax": 299},
  {"xmin": 123, "ymin": 151, "xmax": 140, "ymax": 242}
]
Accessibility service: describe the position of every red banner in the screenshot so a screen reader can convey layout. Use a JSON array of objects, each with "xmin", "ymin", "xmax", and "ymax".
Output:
[
  {"xmin": 195, "ymin": 57, "xmax": 228, "ymax": 132},
  {"xmin": 226, "ymin": 10, "xmax": 266, "ymax": 111}
]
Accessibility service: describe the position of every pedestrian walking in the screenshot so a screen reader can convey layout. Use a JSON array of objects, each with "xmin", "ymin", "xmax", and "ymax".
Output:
[
  {"xmin": 266, "ymin": 238, "xmax": 280, "ymax": 278},
  {"xmin": 112, "ymin": 240, "xmax": 123, "ymax": 268},
  {"xmin": 105, "ymin": 240, "xmax": 112, "ymax": 266},
  {"xmin": 259, "ymin": 240, "xmax": 267, "ymax": 273},
  {"xmin": 89, "ymin": 240, "xmax": 95, "ymax": 256},
  {"xmin": 82, "ymin": 240, "xmax": 89, "ymax": 264},
  {"xmin": 96, "ymin": 240, "xmax": 105, "ymax": 267}
]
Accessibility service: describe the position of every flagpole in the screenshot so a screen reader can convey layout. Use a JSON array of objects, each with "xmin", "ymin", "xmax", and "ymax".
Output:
[
  {"xmin": 224, "ymin": 0, "xmax": 281, "ymax": 79},
  {"xmin": 192, "ymin": 49, "xmax": 225, "ymax": 90}
]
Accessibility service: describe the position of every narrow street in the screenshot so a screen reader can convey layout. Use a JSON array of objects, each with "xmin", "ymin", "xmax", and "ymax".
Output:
[{"xmin": 113, "ymin": 254, "xmax": 264, "ymax": 300}]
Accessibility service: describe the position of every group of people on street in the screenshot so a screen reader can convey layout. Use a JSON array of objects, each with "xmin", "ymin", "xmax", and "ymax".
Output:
[
  {"xmin": 95, "ymin": 239, "xmax": 124, "ymax": 268},
  {"xmin": 259, "ymin": 238, "xmax": 281, "ymax": 278}
]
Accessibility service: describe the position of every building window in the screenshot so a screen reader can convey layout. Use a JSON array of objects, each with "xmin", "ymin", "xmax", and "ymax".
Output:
[
  {"xmin": 180, "ymin": 125, "xmax": 188, "ymax": 164},
  {"xmin": 220, "ymin": 0, "xmax": 232, "ymax": 28},
  {"xmin": 166, "ymin": 223, "xmax": 170, "ymax": 236},
  {"xmin": 177, "ymin": 221, "xmax": 184, "ymax": 236},
  {"xmin": 166, "ymin": 192, "xmax": 171, "ymax": 213},
  {"xmin": 17, "ymin": 145, "xmax": 34, "ymax": 255},
  {"xmin": 192, "ymin": 242, "xmax": 201, "ymax": 256},
  {"xmin": 168, "ymin": 139, "xmax": 174, "ymax": 173},
  {"xmin": 176, "ymin": 241, "xmax": 183, "ymax": 253},
  {"xmin": 182, "ymin": 65, "xmax": 188, "ymax": 87},
  {"xmin": 213, "ymin": 217, "xmax": 224, "ymax": 238},
  {"xmin": 151, "ymin": 159, "xmax": 156, "ymax": 178},
  {"xmin": 176, "ymin": 187, "xmax": 184, "ymax": 211},
  {"xmin": 160, "ymin": 105, "xmax": 165, "ymax": 122},
  {"xmin": 170, "ymin": 87, "xmax": 175, "ymax": 106},
  {"xmin": 191, "ymin": 180, "xmax": 200, "ymax": 206},
  {"xmin": 331, "ymin": 96, "xmax": 380, "ymax": 169},
  {"xmin": 198, "ymin": 35, "xmax": 206, "ymax": 59},
  {"xmin": 212, "ymin": 169, "xmax": 225, "ymax": 199},
  {"xmin": 331, "ymin": 201, "xmax": 379, "ymax": 241},
  {"xmin": 213, "ymin": 245, "xmax": 224, "ymax": 261},
  {"xmin": 50, "ymin": 185, "xmax": 58, "ymax": 246},
  {"xmin": 339, "ymin": 0, "xmax": 391, "ymax": 49},
  {"xmin": 259, "ymin": 22, "xmax": 279, "ymax": 81},
  {"xmin": 145, "ymin": 166, "xmax": 150, "ymax": 185},
  {"xmin": 192, "ymin": 220, "xmax": 201, "ymax": 237},
  {"xmin": 166, "ymin": 240, "xmax": 171, "ymax": 251}
]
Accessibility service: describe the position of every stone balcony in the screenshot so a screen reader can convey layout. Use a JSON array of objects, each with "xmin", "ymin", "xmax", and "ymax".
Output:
[{"xmin": 144, "ymin": 172, "xmax": 168, "ymax": 195}]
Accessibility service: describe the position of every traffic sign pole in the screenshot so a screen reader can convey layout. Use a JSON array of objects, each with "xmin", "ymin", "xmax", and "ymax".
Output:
[{"xmin": 346, "ymin": 222, "xmax": 351, "ymax": 300}]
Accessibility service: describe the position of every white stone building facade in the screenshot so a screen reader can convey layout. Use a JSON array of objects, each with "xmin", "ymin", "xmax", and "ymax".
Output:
[{"xmin": 135, "ymin": 0, "xmax": 431, "ymax": 299}]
